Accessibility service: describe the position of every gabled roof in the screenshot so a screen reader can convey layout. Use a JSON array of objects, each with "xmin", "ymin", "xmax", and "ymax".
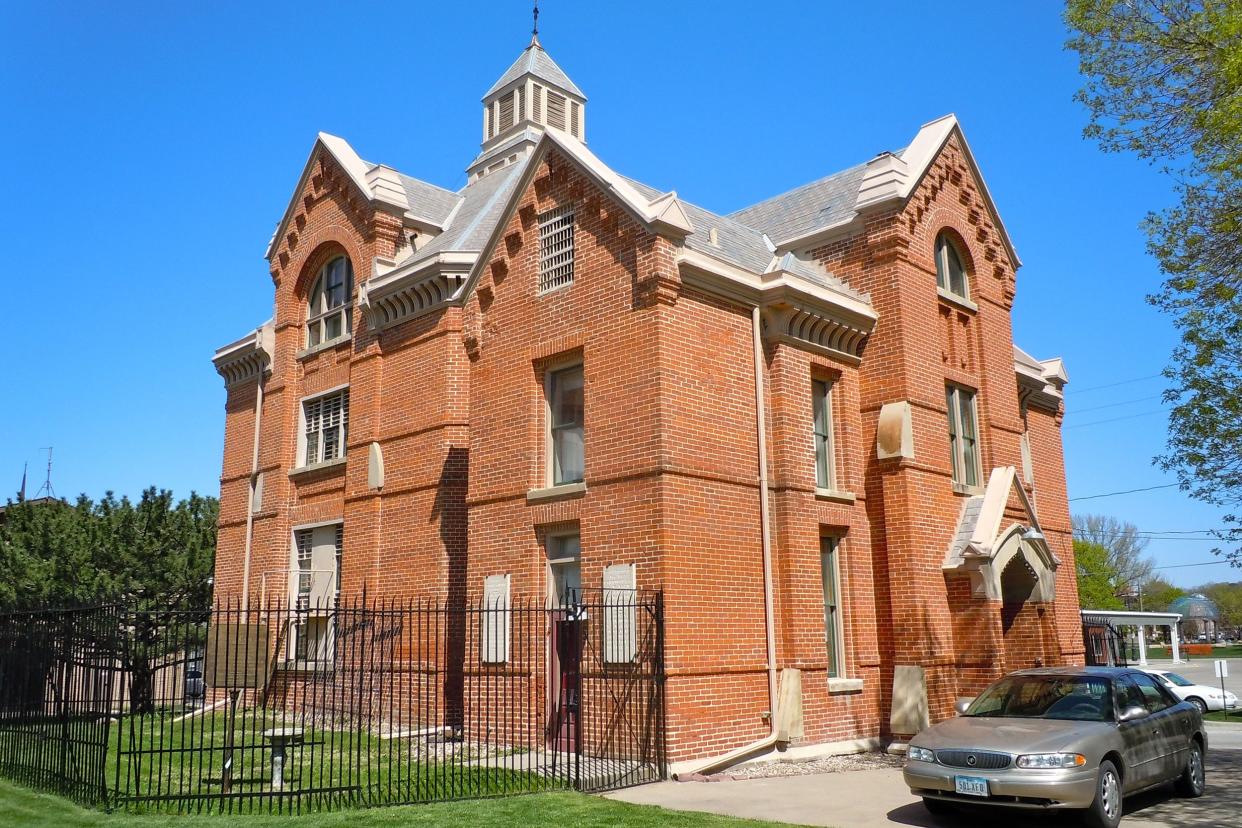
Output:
[
  {"xmin": 405, "ymin": 160, "xmax": 531, "ymax": 264},
  {"xmin": 727, "ymin": 159, "xmax": 873, "ymax": 250},
  {"xmin": 727, "ymin": 115, "xmax": 1020, "ymax": 267},
  {"xmin": 484, "ymin": 39, "xmax": 584, "ymax": 99},
  {"xmin": 264, "ymin": 132, "xmax": 461, "ymax": 261}
]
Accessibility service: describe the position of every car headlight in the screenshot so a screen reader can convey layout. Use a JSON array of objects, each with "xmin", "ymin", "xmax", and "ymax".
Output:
[
  {"xmin": 908, "ymin": 746, "xmax": 936, "ymax": 763},
  {"xmin": 1016, "ymin": 753, "xmax": 1087, "ymax": 769}
]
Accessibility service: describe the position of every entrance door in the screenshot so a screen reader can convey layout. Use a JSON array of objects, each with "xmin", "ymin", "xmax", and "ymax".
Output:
[{"xmin": 547, "ymin": 534, "xmax": 583, "ymax": 752}]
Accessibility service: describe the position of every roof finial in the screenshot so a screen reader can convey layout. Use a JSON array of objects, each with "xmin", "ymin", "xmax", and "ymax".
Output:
[{"xmin": 531, "ymin": 1, "xmax": 540, "ymax": 46}]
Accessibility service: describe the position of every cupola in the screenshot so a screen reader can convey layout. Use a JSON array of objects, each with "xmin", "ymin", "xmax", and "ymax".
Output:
[{"xmin": 468, "ymin": 34, "xmax": 586, "ymax": 181}]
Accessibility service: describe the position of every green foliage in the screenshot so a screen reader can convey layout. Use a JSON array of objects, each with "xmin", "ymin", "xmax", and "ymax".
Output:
[
  {"xmin": 1075, "ymin": 539, "xmax": 1125, "ymax": 609},
  {"xmin": 1066, "ymin": 1, "xmax": 1242, "ymax": 564},
  {"xmin": 1199, "ymin": 580, "xmax": 1242, "ymax": 627},
  {"xmin": 0, "ymin": 489, "xmax": 217, "ymax": 611},
  {"xmin": 1139, "ymin": 575, "xmax": 1188, "ymax": 612}
]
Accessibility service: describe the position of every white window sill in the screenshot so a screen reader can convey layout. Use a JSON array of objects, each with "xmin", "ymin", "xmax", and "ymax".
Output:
[
  {"xmin": 815, "ymin": 488, "xmax": 856, "ymax": 504},
  {"xmin": 297, "ymin": 335, "xmax": 352, "ymax": 360},
  {"xmin": 952, "ymin": 482, "xmax": 984, "ymax": 496},
  {"xmin": 937, "ymin": 288, "xmax": 977, "ymax": 313},
  {"xmin": 828, "ymin": 677, "xmax": 864, "ymax": 694},
  {"xmin": 526, "ymin": 482, "xmax": 586, "ymax": 503},
  {"xmin": 289, "ymin": 456, "xmax": 347, "ymax": 478}
]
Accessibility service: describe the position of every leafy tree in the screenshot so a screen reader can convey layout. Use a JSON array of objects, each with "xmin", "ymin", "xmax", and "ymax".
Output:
[
  {"xmin": 0, "ymin": 489, "xmax": 217, "ymax": 712},
  {"xmin": 1066, "ymin": 1, "xmax": 1242, "ymax": 563},
  {"xmin": 1075, "ymin": 539, "xmax": 1126, "ymax": 609},
  {"xmin": 1072, "ymin": 514, "xmax": 1155, "ymax": 589},
  {"xmin": 1140, "ymin": 575, "xmax": 1188, "ymax": 612},
  {"xmin": 1199, "ymin": 581, "xmax": 1242, "ymax": 630}
]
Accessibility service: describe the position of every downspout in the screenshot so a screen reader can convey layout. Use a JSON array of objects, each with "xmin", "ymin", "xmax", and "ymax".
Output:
[
  {"xmin": 239, "ymin": 362, "xmax": 266, "ymax": 610},
  {"xmin": 678, "ymin": 305, "xmax": 780, "ymax": 777}
]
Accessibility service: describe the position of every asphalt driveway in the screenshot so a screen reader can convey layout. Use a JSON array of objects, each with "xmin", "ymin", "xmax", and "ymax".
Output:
[{"xmin": 608, "ymin": 740, "xmax": 1241, "ymax": 828}]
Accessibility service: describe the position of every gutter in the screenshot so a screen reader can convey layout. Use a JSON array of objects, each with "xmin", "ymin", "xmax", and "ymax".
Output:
[{"xmin": 677, "ymin": 306, "xmax": 781, "ymax": 777}]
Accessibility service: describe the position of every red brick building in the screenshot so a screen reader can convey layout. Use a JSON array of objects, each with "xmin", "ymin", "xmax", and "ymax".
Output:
[{"xmin": 212, "ymin": 35, "xmax": 1081, "ymax": 768}]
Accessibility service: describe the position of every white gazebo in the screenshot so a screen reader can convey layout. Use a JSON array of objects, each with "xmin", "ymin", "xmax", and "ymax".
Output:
[{"xmin": 1080, "ymin": 609, "xmax": 1184, "ymax": 665}]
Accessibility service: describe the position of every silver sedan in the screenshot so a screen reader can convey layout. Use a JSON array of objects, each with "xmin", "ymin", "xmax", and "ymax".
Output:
[{"xmin": 903, "ymin": 667, "xmax": 1207, "ymax": 828}]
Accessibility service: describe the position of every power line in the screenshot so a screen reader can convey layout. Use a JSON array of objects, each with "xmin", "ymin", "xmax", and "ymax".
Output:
[
  {"xmin": 1067, "ymin": 374, "xmax": 1163, "ymax": 395},
  {"xmin": 1153, "ymin": 560, "xmax": 1236, "ymax": 570},
  {"xmin": 1064, "ymin": 410, "xmax": 1165, "ymax": 429},
  {"xmin": 1069, "ymin": 483, "xmax": 1179, "ymax": 502},
  {"xmin": 1072, "ymin": 394, "xmax": 1164, "ymax": 415}
]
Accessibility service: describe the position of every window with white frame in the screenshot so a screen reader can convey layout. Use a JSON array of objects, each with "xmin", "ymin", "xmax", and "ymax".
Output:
[
  {"xmin": 812, "ymin": 379, "xmax": 835, "ymax": 489},
  {"xmin": 820, "ymin": 536, "xmax": 843, "ymax": 678},
  {"xmin": 547, "ymin": 364, "xmax": 584, "ymax": 485},
  {"xmin": 291, "ymin": 523, "xmax": 342, "ymax": 662},
  {"xmin": 946, "ymin": 384, "xmax": 981, "ymax": 490},
  {"xmin": 301, "ymin": 388, "xmax": 349, "ymax": 467},
  {"xmin": 538, "ymin": 206, "xmax": 575, "ymax": 292},
  {"xmin": 306, "ymin": 256, "xmax": 353, "ymax": 348},
  {"xmin": 935, "ymin": 233, "xmax": 969, "ymax": 300}
]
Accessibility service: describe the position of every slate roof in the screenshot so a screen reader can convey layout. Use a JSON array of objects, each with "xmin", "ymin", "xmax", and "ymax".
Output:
[
  {"xmin": 405, "ymin": 158, "xmax": 531, "ymax": 264},
  {"xmin": 946, "ymin": 496, "xmax": 986, "ymax": 567},
  {"xmin": 727, "ymin": 157, "xmax": 877, "ymax": 246},
  {"xmin": 624, "ymin": 177, "xmax": 868, "ymax": 303},
  {"xmin": 485, "ymin": 41, "xmax": 584, "ymax": 99},
  {"xmin": 395, "ymin": 173, "xmax": 461, "ymax": 225}
]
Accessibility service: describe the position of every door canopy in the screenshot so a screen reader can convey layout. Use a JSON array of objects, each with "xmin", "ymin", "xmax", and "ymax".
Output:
[{"xmin": 943, "ymin": 466, "xmax": 1059, "ymax": 602}]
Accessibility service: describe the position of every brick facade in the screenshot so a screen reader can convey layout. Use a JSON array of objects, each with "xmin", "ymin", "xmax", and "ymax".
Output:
[{"xmin": 211, "ymin": 40, "xmax": 1080, "ymax": 765}]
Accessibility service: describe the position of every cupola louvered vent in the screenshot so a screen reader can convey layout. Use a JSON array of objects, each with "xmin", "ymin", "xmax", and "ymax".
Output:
[{"xmin": 547, "ymin": 91, "xmax": 567, "ymax": 131}]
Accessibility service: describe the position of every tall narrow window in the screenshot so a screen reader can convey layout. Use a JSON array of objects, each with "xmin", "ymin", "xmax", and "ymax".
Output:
[
  {"xmin": 812, "ymin": 379, "xmax": 835, "ymax": 489},
  {"xmin": 306, "ymin": 256, "xmax": 353, "ymax": 347},
  {"xmin": 820, "ymin": 536, "xmax": 843, "ymax": 679},
  {"xmin": 946, "ymin": 385, "xmax": 981, "ymax": 489},
  {"xmin": 301, "ymin": 388, "xmax": 349, "ymax": 467},
  {"xmin": 538, "ymin": 206, "xmax": 575, "ymax": 292},
  {"xmin": 935, "ymin": 233, "xmax": 969, "ymax": 300},
  {"xmin": 548, "ymin": 364, "xmax": 584, "ymax": 485}
]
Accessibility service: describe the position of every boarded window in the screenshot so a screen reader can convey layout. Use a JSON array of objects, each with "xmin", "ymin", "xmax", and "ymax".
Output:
[
  {"xmin": 547, "ymin": 91, "xmax": 567, "ymax": 130},
  {"xmin": 603, "ymin": 563, "xmax": 637, "ymax": 664},
  {"xmin": 499, "ymin": 92, "xmax": 514, "ymax": 131},
  {"xmin": 481, "ymin": 574, "xmax": 511, "ymax": 663},
  {"xmin": 538, "ymin": 206, "xmax": 575, "ymax": 292},
  {"xmin": 302, "ymin": 389, "xmax": 349, "ymax": 466}
]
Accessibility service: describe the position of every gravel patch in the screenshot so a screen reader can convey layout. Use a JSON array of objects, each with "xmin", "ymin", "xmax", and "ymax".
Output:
[{"xmin": 698, "ymin": 751, "xmax": 905, "ymax": 781}]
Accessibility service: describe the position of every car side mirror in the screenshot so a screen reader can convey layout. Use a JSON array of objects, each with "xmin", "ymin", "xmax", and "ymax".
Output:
[
  {"xmin": 1118, "ymin": 705, "xmax": 1147, "ymax": 723},
  {"xmin": 954, "ymin": 697, "xmax": 974, "ymax": 716}
]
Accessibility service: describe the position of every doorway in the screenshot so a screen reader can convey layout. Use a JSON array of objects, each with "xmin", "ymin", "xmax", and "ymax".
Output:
[{"xmin": 547, "ymin": 532, "xmax": 583, "ymax": 752}]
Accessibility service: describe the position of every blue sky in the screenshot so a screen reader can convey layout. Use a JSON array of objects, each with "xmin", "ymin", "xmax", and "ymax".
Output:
[{"xmin": 0, "ymin": 1, "xmax": 1233, "ymax": 586}]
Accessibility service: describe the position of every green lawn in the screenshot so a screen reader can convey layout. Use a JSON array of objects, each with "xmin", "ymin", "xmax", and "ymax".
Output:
[
  {"xmin": 1204, "ymin": 708, "xmax": 1242, "ymax": 723},
  {"xmin": 1147, "ymin": 644, "xmax": 1242, "ymax": 659},
  {"xmin": 0, "ymin": 780, "xmax": 799, "ymax": 828}
]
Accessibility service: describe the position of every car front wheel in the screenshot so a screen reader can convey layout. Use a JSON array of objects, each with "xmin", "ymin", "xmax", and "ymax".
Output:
[
  {"xmin": 1175, "ymin": 741, "xmax": 1206, "ymax": 798},
  {"xmin": 1082, "ymin": 760, "xmax": 1123, "ymax": 828}
]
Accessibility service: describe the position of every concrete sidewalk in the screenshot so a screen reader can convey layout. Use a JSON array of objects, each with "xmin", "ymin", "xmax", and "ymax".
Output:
[{"xmin": 606, "ymin": 749, "xmax": 1242, "ymax": 827}]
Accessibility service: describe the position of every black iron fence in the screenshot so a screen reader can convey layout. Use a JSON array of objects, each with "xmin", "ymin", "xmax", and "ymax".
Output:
[{"xmin": 0, "ymin": 591, "xmax": 665, "ymax": 813}]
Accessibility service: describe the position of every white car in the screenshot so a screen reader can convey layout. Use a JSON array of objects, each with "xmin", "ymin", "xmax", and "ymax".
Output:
[{"xmin": 1143, "ymin": 668, "xmax": 1238, "ymax": 713}]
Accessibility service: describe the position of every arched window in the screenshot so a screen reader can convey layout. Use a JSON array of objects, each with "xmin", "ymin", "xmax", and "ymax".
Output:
[
  {"xmin": 306, "ymin": 256, "xmax": 353, "ymax": 347},
  {"xmin": 935, "ymin": 233, "xmax": 969, "ymax": 300}
]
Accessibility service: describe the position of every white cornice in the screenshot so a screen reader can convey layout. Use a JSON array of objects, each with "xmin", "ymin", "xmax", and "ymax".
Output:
[
  {"xmin": 360, "ymin": 252, "xmax": 476, "ymax": 330},
  {"xmin": 1015, "ymin": 346, "xmax": 1068, "ymax": 412},
  {"xmin": 213, "ymin": 321, "xmax": 275, "ymax": 386},
  {"xmin": 678, "ymin": 249, "xmax": 877, "ymax": 361}
]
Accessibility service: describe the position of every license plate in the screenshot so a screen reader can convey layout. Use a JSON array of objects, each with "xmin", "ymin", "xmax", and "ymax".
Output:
[{"xmin": 954, "ymin": 775, "xmax": 989, "ymax": 797}]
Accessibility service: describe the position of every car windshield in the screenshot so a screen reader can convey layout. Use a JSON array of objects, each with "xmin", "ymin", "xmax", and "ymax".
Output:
[
  {"xmin": 964, "ymin": 675, "xmax": 1114, "ymax": 721},
  {"xmin": 1162, "ymin": 673, "xmax": 1195, "ymax": 687}
]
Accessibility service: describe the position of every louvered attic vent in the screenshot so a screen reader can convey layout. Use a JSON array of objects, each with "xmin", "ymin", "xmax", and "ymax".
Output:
[
  {"xmin": 547, "ymin": 91, "xmax": 566, "ymax": 131},
  {"xmin": 538, "ymin": 206, "xmax": 575, "ymax": 293}
]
